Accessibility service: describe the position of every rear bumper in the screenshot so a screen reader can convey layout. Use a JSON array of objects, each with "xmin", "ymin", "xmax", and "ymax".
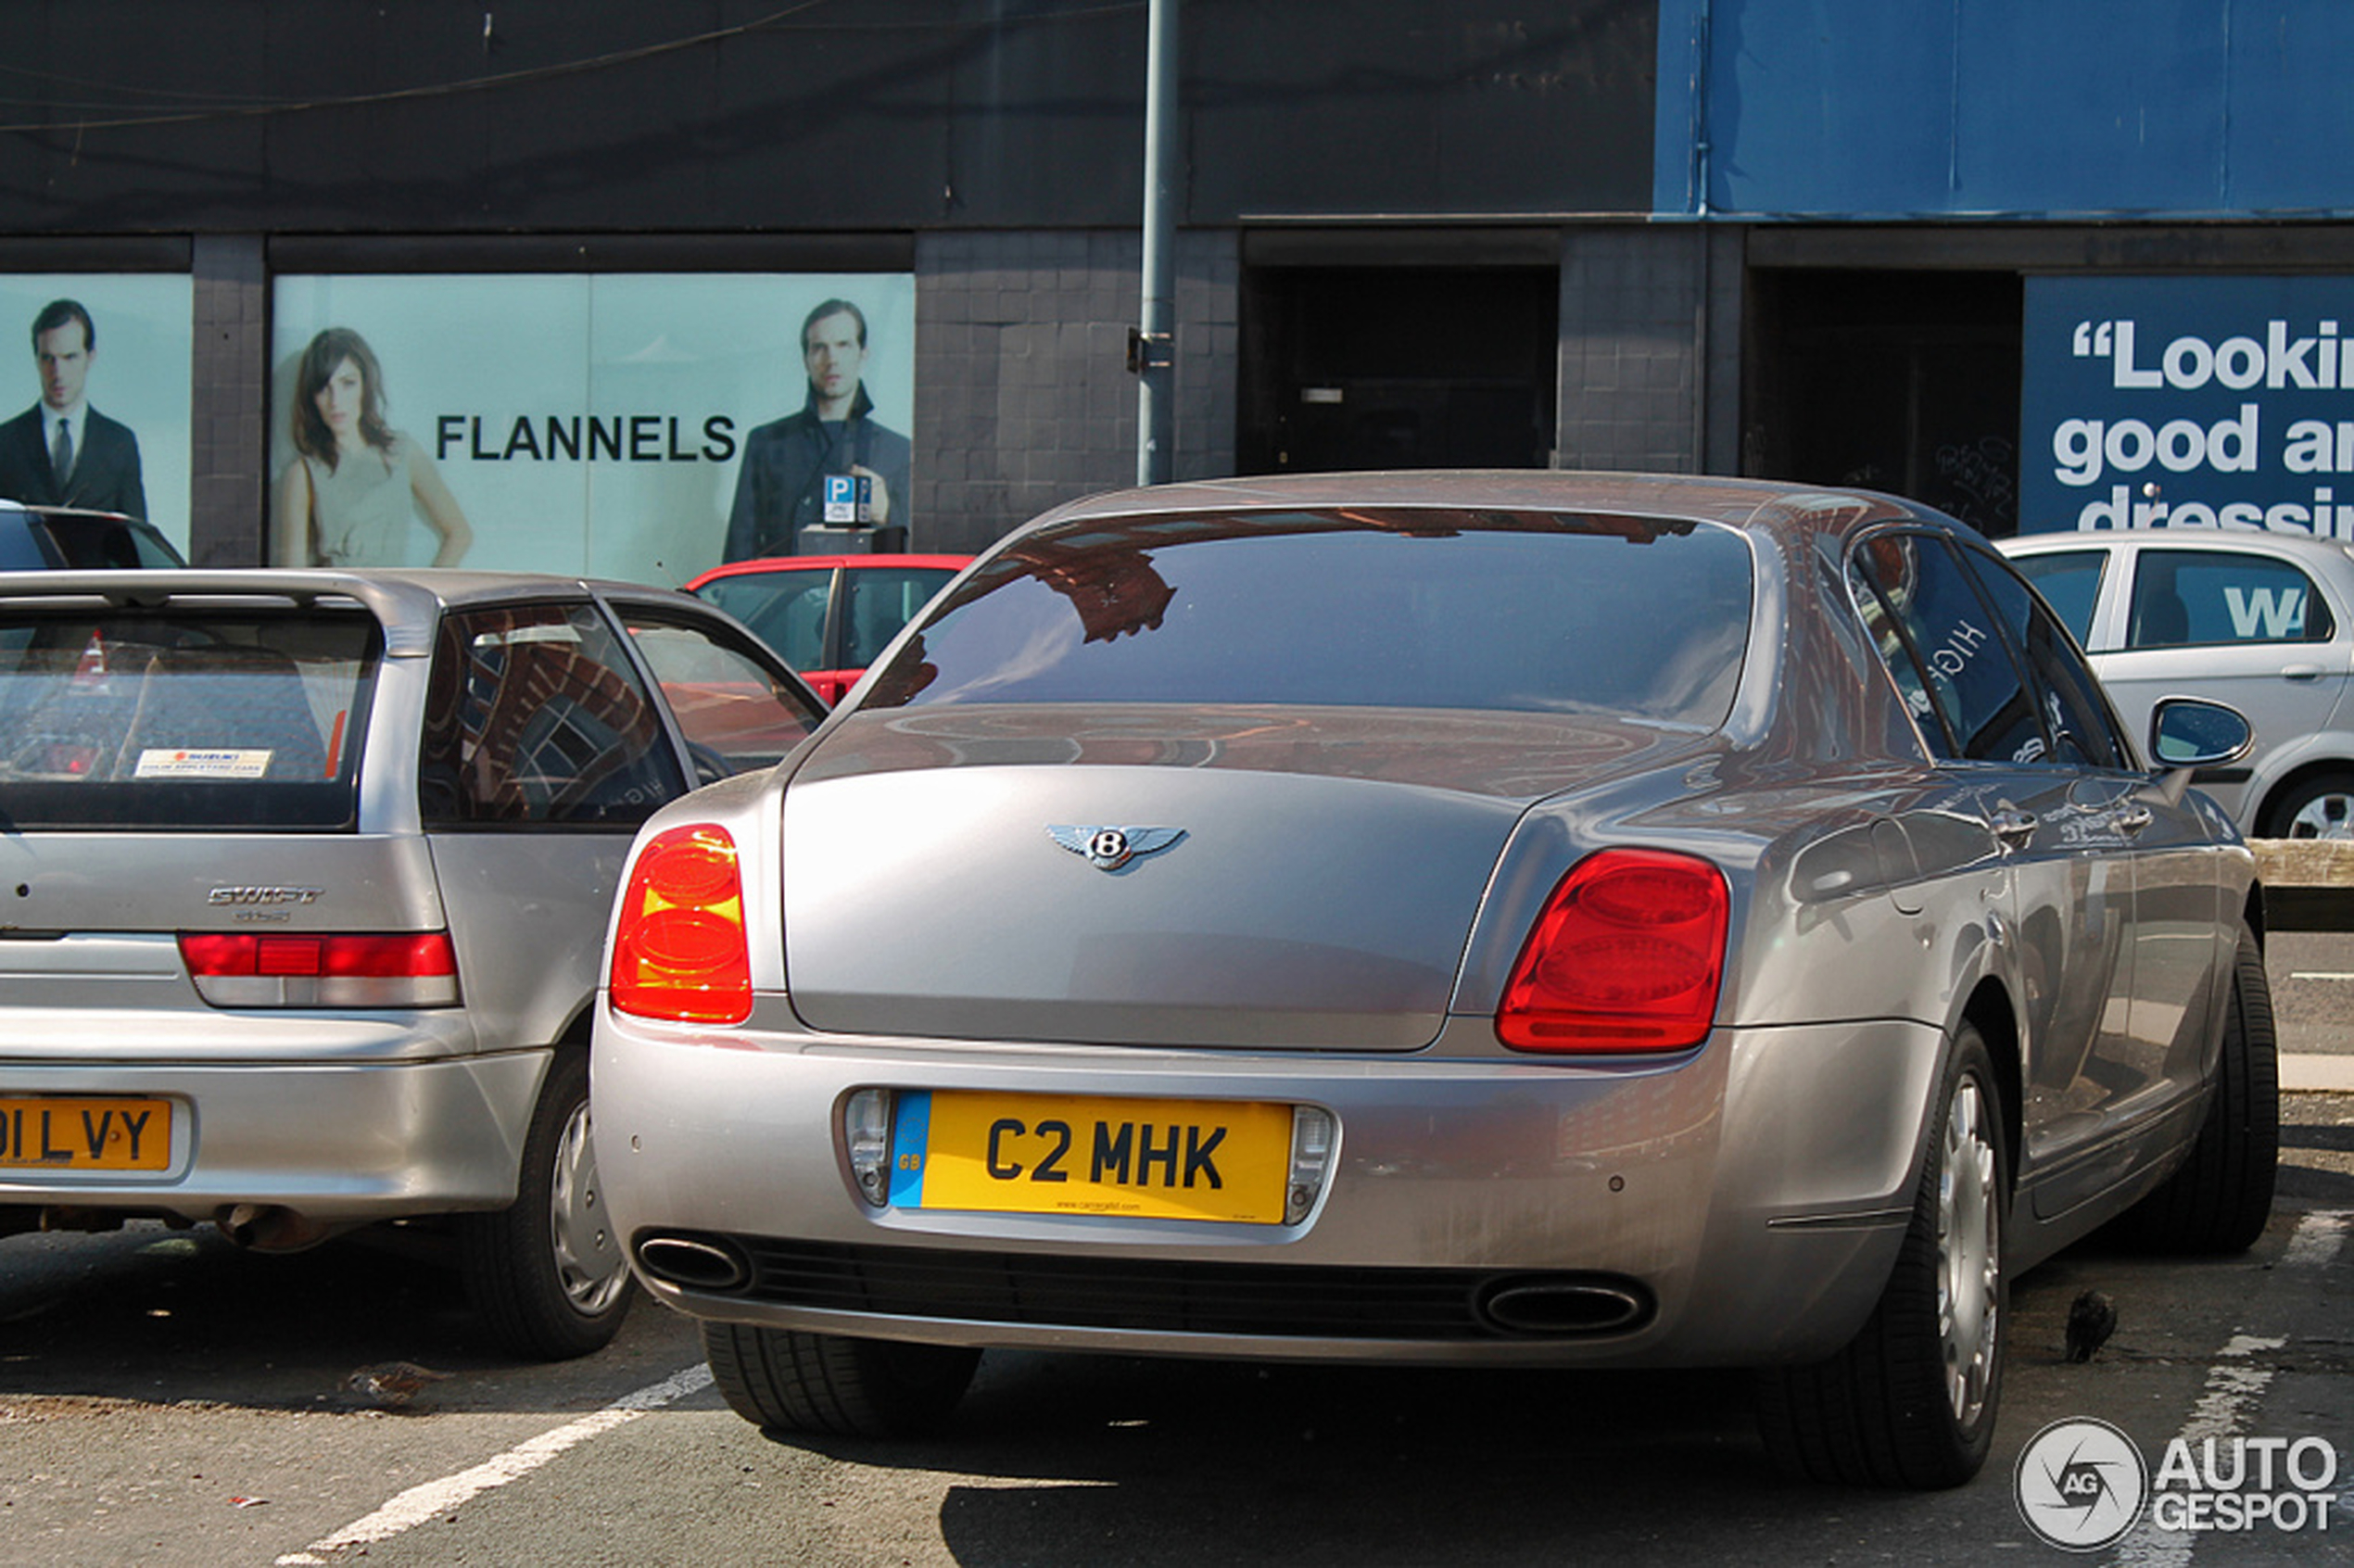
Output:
[
  {"xmin": 595, "ymin": 1006, "xmax": 1945, "ymax": 1368},
  {"xmin": 0, "ymin": 1050, "xmax": 549, "ymax": 1221}
]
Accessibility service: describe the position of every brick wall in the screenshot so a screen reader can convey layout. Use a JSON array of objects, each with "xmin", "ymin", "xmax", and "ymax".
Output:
[
  {"xmin": 189, "ymin": 235, "xmax": 267, "ymax": 565},
  {"xmin": 911, "ymin": 230, "xmax": 1238, "ymax": 556},
  {"xmin": 1556, "ymin": 226, "xmax": 1715, "ymax": 476}
]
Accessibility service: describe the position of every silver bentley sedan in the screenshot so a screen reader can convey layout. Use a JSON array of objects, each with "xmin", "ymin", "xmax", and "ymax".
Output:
[{"xmin": 593, "ymin": 472, "xmax": 2277, "ymax": 1486}]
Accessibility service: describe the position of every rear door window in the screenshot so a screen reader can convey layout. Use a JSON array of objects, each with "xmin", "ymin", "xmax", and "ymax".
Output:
[
  {"xmin": 2127, "ymin": 548, "xmax": 2334, "ymax": 648},
  {"xmin": 618, "ymin": 609, "xmax": 825, "ymax": 781},
  {"xmin": 1848, "ymin": 531, "xmax": 2044, "ymax": 765},
  {"xmin": 1958, "ymin": 542, "xmax": 2132, "ymax": 771},
  {"xmin": 0, "ymin": 609, "xmax": 376, "ymax": 828},
  {"xmin": 419, "ymin": 602, "xmax": 684, "ymax": 828}
]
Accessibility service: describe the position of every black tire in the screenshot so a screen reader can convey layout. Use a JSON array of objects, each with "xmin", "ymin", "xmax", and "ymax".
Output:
[
  {"xmin": 1755, "ymin": 1025, "xmax": 2007, "ymax": 1489},
  {"xmin": 2261, "ymin": 770, "xmax": 2354, "ymax": 840},
  {"xmin": 2105, "ymin": 924, "xmax": 2279, "ymax": 1254},
  {"xmin": 702, "ymin": 1321, "xmax": 979, "ymax": 1437},
  {"xmin": 459, "ymin": 1051, "xmax": 638, "ymax": 1359}
]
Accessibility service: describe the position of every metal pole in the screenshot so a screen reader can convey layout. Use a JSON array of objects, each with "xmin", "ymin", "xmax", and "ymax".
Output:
[{"xmin": 1136, "ymin": 0, "xmax": 1177, "ymax": 487}]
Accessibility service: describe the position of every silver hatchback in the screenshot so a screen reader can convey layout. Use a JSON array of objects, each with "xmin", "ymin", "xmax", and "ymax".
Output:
[{"xmin": 0, "ymin": 569, "xmax": 824, "ymax": 1358}]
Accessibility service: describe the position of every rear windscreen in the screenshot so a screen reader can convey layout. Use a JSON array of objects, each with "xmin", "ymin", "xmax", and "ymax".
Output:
[
  {"xmin": 862, "ymin": 509, "xmax": 1754, "ymax": 727},
  {"xmin": 0, "ymin": 609, "xmax": 378, "ymax": 828}
]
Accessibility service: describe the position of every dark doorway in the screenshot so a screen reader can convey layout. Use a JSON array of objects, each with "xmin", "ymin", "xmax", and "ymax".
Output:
[
  {"xmin": 1746, "ymin": 270, "xmax": 2023, "ymax": 536},
  {"xmin": 1239, "ymin": 266, "xmax": 1558, "ymax": 474}
]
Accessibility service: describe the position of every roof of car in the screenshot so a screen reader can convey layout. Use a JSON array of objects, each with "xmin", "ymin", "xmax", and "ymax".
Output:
[
  {"xmin": 686, "ymin": 552, "xmax": 974, "ymax": 586},
  {"xmin": 1023, "ymin": 469, "xmax": 1942, "ymax": 543},
  {"xmin": 0, "ymin": 499, "xmax": 142, "ymax": 521},
  {"xmin": 0, "ymin": 567, "xmax": 717, "ymax": 657},
  {"xmin": 2000, "ymin": 528, "xmax": 2354, "ymax": 563}
]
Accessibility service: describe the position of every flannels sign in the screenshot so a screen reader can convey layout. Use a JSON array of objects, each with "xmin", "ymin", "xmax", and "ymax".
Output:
[
  {"xmin": 270, "ymin": 272, "xmax": 914, "ymax": 584},
  {"xmin": 2021, "ymin": 275, "xmax": 2354, "ymax": 537}
]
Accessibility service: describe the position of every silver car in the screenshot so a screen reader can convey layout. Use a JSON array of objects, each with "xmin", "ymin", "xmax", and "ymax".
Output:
[
  {"xmin": 0, "ymin": 569, "xmax": 824, "ymax": 1358},
  {"xmin": 2000, "ymin": 528, "xmax": 2354, "ymax": 838},
  {"xmin": 595, "ymin": 473, "xmax": 2276, "ymax": 1486}
]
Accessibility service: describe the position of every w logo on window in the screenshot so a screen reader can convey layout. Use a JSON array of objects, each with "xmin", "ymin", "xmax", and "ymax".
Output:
[{"xmin": 2224, "ymin": 585, "xmax": 2306, "ymax": 639}]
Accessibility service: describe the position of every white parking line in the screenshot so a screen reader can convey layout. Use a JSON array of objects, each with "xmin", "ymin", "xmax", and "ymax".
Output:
[
  {"xmin": 2287, "ymin": 972, "xmax": 2354, "ymax": 981},
  {"xmin": 2283, "ymin": 1209, "xmax": 2349, "ymax": 1271},
  {"xmin": 2108, "ymin": 1209, "xmax": 2348, "ymax": 1568},
  {"xmin": 273, "ymin": 1361, "xmax": 714, "ymax": 1564}
]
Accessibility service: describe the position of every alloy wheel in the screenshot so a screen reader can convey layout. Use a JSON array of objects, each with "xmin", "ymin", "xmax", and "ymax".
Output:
[{"xmin": 1938, "ymin": 1076, "xmax": 2001, "ymax": 1426}]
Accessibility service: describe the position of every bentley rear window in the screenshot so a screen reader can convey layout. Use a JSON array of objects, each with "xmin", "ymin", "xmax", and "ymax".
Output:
[
  {"xmin": 0, "ymin": 610, "xmax": 378, "ymax": 829},
  {"xmin": 861, "ymin": 510, "xmax": 1754, "ymax": 727}
]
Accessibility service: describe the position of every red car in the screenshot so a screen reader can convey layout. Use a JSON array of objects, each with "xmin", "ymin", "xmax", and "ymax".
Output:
[{"xmin": 686, "ymin": 553, "xmax": 970, "ymax": 704}]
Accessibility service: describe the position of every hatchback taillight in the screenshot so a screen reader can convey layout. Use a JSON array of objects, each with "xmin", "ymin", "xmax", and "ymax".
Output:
[
  {"xmin": 1495, "ymin": 848, "xmax": 1728, "ymax": 1053},
  {"xmin": 609, "ymin": 824, "xmax": 753, "ymax": 1024},
  {"xmin": 178, "ymin": 930, "xmax": 461, "ymax": 1008}
]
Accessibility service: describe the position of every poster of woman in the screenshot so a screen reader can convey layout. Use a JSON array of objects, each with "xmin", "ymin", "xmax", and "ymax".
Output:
[{"xmin": 277, "ymin": 326, "xmax": 474, "ymax": 567}]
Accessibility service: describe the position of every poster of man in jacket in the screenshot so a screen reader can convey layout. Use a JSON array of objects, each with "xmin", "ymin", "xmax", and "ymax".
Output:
[{"xmin": 725, "ymin": 297, "xmax": 913, "ymax": 561}]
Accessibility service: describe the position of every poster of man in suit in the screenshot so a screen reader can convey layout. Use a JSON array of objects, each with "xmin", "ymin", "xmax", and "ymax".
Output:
[
  {"xmin": 0, "ymin": 276, "xmax": 189, "ymax": 553},
  {"xmin": 0, "ymin": 298, "xmax": 147, "ymax": 521}
]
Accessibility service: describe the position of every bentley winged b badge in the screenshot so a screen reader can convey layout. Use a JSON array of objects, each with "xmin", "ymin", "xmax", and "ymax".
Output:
[{"xmin": 1047, "ymin": 824, "xmax": 1186, "ymax": 872}]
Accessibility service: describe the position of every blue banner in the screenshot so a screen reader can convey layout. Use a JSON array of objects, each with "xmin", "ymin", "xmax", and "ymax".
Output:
[{"xmin": 2020, "ymin": 275, "xmax": 2354, "ymax": 537}]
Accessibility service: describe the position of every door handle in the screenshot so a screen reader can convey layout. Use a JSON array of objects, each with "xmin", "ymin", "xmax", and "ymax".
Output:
[
  {"xmin": 2114, "ymin": 805, "xmax": 2154, "ymax": 836},
  {"xmin": 1991, "ymin": 810, "xmax": 2037, "ymax": 851},
  {"xmin": 2281, "ymin": 663, "xmax": 2323, "ymax": 682}
]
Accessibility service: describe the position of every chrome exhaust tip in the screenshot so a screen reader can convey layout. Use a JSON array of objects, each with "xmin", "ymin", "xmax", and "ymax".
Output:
[
  {"xmin": 1477, "ymin": 1275, "xmax": 1653, "ymax": 1336},
  {"xmin": 634, "ymin": 1232, "xmax": 751, "ymax": 1292}
]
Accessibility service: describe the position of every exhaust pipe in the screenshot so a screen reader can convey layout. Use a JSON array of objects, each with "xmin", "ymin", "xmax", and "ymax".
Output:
[
  {"xmin": 635, "ymin": 1233, "xmax": 751, "ymax": 1292},
  {"xmin": 217, "ymin": 1203, "xmax": 339, "ymax": 1253},
  {"xmin": 1477, "ymin": 1276, "xmax": 1653, "ymax": 1336}
]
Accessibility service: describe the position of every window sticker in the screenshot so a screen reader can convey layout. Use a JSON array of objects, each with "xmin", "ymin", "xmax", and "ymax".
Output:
[{"xmin": 133, "ymin": 748, "xmax": 272, "ymax": 780}]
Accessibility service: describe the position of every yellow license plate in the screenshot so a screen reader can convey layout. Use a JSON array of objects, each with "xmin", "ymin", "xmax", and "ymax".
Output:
[
  {"xmin": 891, "ymin": 1091, "xmax": 1294, "ymax": 1224},
  {"xmin": 0, "ymin": 1097, "xmax": 172, "ymax": 1171}
]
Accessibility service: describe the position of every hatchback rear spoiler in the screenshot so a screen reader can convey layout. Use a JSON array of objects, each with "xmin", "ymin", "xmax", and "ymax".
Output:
[{"xmin": 0, "ymin": 570, "xmax": 449, "ymax": 656}]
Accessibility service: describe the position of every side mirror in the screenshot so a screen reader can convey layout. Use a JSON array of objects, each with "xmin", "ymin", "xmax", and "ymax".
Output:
[{"xmin": 2148, "ymin": 697, "xmax": 2254, "ymax": 770}]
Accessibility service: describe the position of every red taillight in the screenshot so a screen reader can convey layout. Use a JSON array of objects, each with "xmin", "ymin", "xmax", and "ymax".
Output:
[
  {"xmin": 610, "ymin": 824, "xmax": 753, "ymax": 1024},
  {"xmin": 1496, "ymin": 849, "xmax": 1728, "ymax": 1053},
  {"xmin": 178, "ymin": 930, "xmax": 460, "ymax": 1007}
]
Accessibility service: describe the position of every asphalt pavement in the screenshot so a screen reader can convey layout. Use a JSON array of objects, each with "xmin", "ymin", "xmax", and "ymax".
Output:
[{"xmin": 2267, "ymin": 929, "xmax": 2354, "ymax": 1091}]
